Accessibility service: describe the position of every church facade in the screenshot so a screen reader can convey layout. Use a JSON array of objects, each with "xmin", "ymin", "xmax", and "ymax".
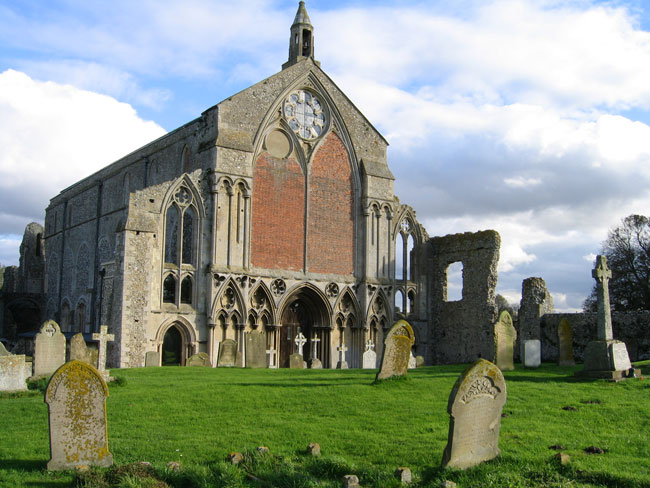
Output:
[{"xmin": 41, "ymin": 3, "xmax": 430, "ymax": 368}]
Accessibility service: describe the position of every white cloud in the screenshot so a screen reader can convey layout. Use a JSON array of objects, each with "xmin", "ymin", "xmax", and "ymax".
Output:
[
  {"xmin": 504, "ymin": 176, "xmax": 542, "ymax": 188},
  {"xmin": 0, "ymin": 69, "xmax": 166, "ymax": 252}
]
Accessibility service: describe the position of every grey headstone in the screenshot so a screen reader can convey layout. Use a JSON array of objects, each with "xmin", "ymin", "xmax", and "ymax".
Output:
[
  {"xmin": 362, "ymin": 349, "xmax": 377, "ymax": 369},
  {"xmin": 494, "ymin": 311, "xmax": 516, "ymax": 371},
  {"xmin": 34, "ymin": 320, "xmax": 66, "ymax": 377},
  {"xmin": 310, "ymin": 358, "xmax": 322, "ymax": 369},
  {"xmin": 0, "ymin": 354, "xmax": 30, "ymax": 391},
  {"xmin": 442, "ymin": 359, "xmax": 507, "ymax": 469},
  {"xmin": 610, "ymin": 341, "xmax": 632, "ymax": 371},
  {"xmin": 522, "ymin": 340, "xmax": 541, "ymax": 368},
  {"xmin": 289, "ymin": 353, "xmax": 305, "ymax": 369},
  {"xmin": 376, "ymin": 320, "xmax": 415, "ymax": 381},
  {"xmin": 416, "ymin": 355, "xmax": 425, "ymax": 367},
  {"xmin": 557, "ymin": 319, "xmax": 575, "ymax": 366},
  {"xmin": 45, "ymin": 360, "xmax": 113, "ymax": 470},
  {"xmin": 186, "ymin": 352, "xmax": 211, "ymax": 367},
  {"xmin": 145, "ymin": 351, "xmax": 160, "ymax": 367},
  {"xmin": 217, "ymin": 339, "xmax": 237, "ymax": 367},
  {"xmin": 245, "ymin": 332, "xmax": 267, "ymax": 369},
  {"xmin": 70, "ymin": 333, "xmax": 92, "ymax": 365}
]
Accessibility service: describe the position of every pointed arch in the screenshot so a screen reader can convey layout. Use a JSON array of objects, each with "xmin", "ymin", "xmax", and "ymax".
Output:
[
  {"xmin": 154, "ymin": 316, "xmax": 198, "ymax": 366},
  {"xmin": 333, "ymin": 287, "xmax": 361, "ymax": 325},
  {"xmin": 211, "ymin": 278, "xmax": 246, "ymax": 322},
  {"xmin": 249, "ymin": 281, "xmax": 276, "ymax": 325},
  {"xmin": 277, "ymin": 282, "xmax": 333, "ymax": 327}
]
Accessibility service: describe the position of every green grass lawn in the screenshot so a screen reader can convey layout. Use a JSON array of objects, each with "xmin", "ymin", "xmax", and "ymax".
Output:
[{"xmin": 1, "ymin": 361, "xmax": 650, "ymax": 487}]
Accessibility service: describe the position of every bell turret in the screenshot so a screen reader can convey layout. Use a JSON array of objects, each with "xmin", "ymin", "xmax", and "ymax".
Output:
[{"xmin": 283, "ymin": 2, "xmax": 319, "ymax": 69}]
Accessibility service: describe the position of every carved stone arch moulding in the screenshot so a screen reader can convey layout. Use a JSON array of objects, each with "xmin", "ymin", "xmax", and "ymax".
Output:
[
  {"xmin": 155, "ymin": 316, "xmax": 198, "ymax": 349},
  {"xmin": 249, "ymin": 281, "xmax": 276, "ymax": 324},
  {"xmin": 334, "ymin": 287, "xmax": 361, "ymax": 321},
  {"xmin": 211, "ymin": 278, "xmax": 246, "ymax": 322}
]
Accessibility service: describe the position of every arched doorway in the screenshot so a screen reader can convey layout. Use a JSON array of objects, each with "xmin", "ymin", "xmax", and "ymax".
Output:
[
  {"xmin": 278, "ymin": 286, "xmax": 331, "ymax": 368},
  {"xmin": 162, "ymin": 326, "xmax": 182, "ymax": 366}
]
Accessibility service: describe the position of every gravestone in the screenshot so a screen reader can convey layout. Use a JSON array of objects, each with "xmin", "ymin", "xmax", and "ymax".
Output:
[
  {"xmin": 266, "ymin": 347, "xmax": 277, "ymax": 368},
  {"xmin": 45, "ymin": 360, "xmax": 113, "ymax": 470},
  {"xmin": 92, "ymin": 325, "xmax": 115, "ymax": 381},
  {"xmin": 186, "ymin": 352, "xmax": 211, "ymax": 367},
  {"xmin": 70, "ymin": 333, "xmax": 92, "ymax": 365},
  {"xmin": 217, "ymin": 339, "xmax": 237, "ymax": 367},
  {"xmin": 145, "ymin": 351, "xmax": 160, "ymax": 367},
  {"xmin": 494, "ymin": 311, "xmax": 516, "ymax": 371},
  {"xmin": 294, "ymin": 332, "xmax": 307, "ymax": 356},
  {"xmin": 362, "ymin": 340, "xmax": 376, "ymax": 369},
  {"xmin": 0, "ymin": 342, "xmax": 10, "ymax": 356},
  {"xmin": 309, "ymin": 336, "xmax": 322, "ymax": 369},
  {"xmin": 577, "ymin": 255, "xmax": 633, "ymax": 380},
  {"xmin": 408, "ymin": 351, "xmax": 417, "ymax": 369},
  {"xmin": 416, "ymin": 355, "xmax": 425, "ymax": 367},
  {"xmin": 442, "ymin": 359, "xmax": 507, "ymax": 469},
  {"xmin": 289, "ymin": 353, "xmax": 305, "ymax": 369},
  {"xmin": 245, "ymin": 332, "xmax": 267, "ymax": 369},
  {"xmin": 336, "ymin": 342, "xmax": 349, "ymax": 369},
  {"xmin": 522, "ymin": 340, "xmax": 541, "ymax": 368},
  {"xmin": 0, "ymin": 354, "xmax": 30, "ymax": 391},
  {"xmin": 557, "ymin": 319, "xmax": 575, "ymax": 366},
  {"xmin": 34, "ymin": 320, "xmax": 66, "ymax": 377},
  {"xmin": 376, "ymin": 320, "xmax": 416, "ymax": 380}
]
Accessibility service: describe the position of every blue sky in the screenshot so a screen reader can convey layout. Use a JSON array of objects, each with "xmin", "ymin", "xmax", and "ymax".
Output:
[{"xmin": 2, "ymin": 0, "xmax": 650, "ymax": 311}]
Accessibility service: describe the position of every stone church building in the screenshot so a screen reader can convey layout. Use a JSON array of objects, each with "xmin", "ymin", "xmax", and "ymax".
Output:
[{"xmin": 5, "ymin": 3, "xmax": 502, "ymax": 369}]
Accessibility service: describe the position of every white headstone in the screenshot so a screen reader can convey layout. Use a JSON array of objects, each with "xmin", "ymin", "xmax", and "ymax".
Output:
[
  {"xmin": 294, "ymin": 332, "xmax": 307, "ymax": 357},
  {"xmin": 34, "ymin": 321, "xmax": 66, "ymax": 377},
  {"xmin": 522, "ymin": 340, "xmax": 541, "ymax": 368},
  {"xmin": 266, "ymin": 347, "xmax": 277, "ymax": 369},
  {"xmin": 92, "ymin": 325, "xmax": 115, "ymax": 381},
  {"xmin": 0, "ymin": 354, "xmax": 31, "ymax": 391}
]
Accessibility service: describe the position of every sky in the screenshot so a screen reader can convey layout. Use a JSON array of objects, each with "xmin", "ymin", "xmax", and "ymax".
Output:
[{"xmin": 1, "ymin": 0, "xmax": 650, "ymax": 312}]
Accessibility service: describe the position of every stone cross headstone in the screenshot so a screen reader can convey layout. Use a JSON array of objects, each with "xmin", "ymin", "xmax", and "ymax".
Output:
[
  {"xmin": 92, "ymin": 325, "xmax": 115, "ymax": 381},
  {"xmin": 557, "ymin": 319, "xmax": 575, "ymax": 366},
  {"xmin": 593, "ymin": 255, "xmax": 613, "ymax": 341},
  {"xmin": 34, "ymin": 320, "xmax": 66, "ymax": 377},
  {"xmin": 294, "ymin": 332, "xmax": 307, "ymax": 357},
  {"xmin": 362, "ymin": 340, "xmax": 376, "ymax": 369},
  {"xmin": 70, "ymin": 333, "xmax": 93, "ymax": 365},
  {"xmin": 217, "ymin": 339, "xmax": 237, "ymax": 367},
  {"xmin": 336, "ymin": 342, "xmax": 348, "ymax": 369},
  {"xmin": 266, "ymin": 347, "xmax": 277, "ymax": 368},
  {"xmin": 245, "ymin": 332, "xmax": 267, "ymax": 369},
  {"xmin": 578, "ymin": 255, "xmax": 633, "ymax": 380},
  {"xmin": 0, "ymin": 353, "xmax": 31, "ymax": 391},
  {"xmin": 522, "ymin": 340, "xmax": 541, "ymax": 368},
  {"xmin": 494, "ymin": 311, "xmax": 516, "ymax": 371},
  {"xmin": 375, "ymin": 320, "xmax": 416, "ymax": 380},
  {"xmin": 145, "ymin": 351, "xmax": 160, "ymax": 367},
  {"xmin": 45, "ymin": 360, "xmax": 113, "ymax": 470},
  {"xmin": 310, "ymin": 336, "xmax": 322, "ymax": 369},
  {"xmin": 186, "ymin": 352, "xmax": 211, "ymax": 367},
  {"xmin": 442, "ymin": 358, "xmax": 507, "ymax": 469}
]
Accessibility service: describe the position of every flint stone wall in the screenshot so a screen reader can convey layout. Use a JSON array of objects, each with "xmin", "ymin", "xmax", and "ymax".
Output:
[
  {"xmin": 426, "ymin": 231, "xmax": 500, "ymax": 364},
  {"xmin": 540, "ymin": 312, "xmax": 650, "ymax": 362}
]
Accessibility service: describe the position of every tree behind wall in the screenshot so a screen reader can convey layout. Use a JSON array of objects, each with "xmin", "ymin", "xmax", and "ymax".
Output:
[{"xmin": 583, "ymin": 214, "xmax": 650, "ymax": 312}]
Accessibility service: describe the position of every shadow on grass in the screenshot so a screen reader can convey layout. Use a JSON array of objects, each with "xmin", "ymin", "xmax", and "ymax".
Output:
[{"xmin": 0, "ymin": 459, "xmax": 47, "ymax": 472}]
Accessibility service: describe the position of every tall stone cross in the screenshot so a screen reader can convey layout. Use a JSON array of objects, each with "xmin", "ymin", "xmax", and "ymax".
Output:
[
  {"xmin": 310, "ymin": 335, "xmax": 320, "ymax": 360},
  {"xmin": 294, "ymin": 332, "xmax": 307, "ymax": 357},
  {"xmin": 266, "ymin": 347, "xmax": 277, "ymax": 368},
  {"xmin": 92, "ymin": 325, "xmax": 115, "ymax": 379},
  {"xmin": 365, "ymin": 339, "xmax": 375, "ymax": 352},
  {"xmin": 592, "ymin": 255, "xmax": 613, "ymax": 341},
  {"xmin": 337, "ymin": 343, "xmax": 348, "ymax": 363}
]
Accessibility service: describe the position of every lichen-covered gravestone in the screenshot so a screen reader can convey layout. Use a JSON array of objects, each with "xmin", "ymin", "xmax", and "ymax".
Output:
[
  {"xmin": 375, "ymin": 320, "xmax": 416, "ymax": 380},
  {"xmin": 494, "ymin": 311, "xmax": 516, "ymax": 371},
  {"xmin": 34, "ymin": 320, "xmax": 66, "ymax": 377},
  {"xmin": 186, "ymin": 352, "xmax": 211, "ymax": 367},
  {"xmin": 442, "ymin": 359, "xmax": 507, "ymax": 469},
  {"xmin": 217, "ymin": 339, "xmax": 237, "ymax": 367},
  {"xmin": 70, "ymin": 333, "xmax": 93, "ymax": 365},
  {"xmin": 289, "ymin": 353, "xmax": 305, "ymax": 369},
  {"xmin": 557, "ymin": 319, "xmax": 575, "ymax": 366},
  {"xmin": 45, "ymin": 360, "xmax": 113, "ymax": 470},
  {"xmin": 245, "ymin": 332, "xmax": 267, "ymax": 369}
]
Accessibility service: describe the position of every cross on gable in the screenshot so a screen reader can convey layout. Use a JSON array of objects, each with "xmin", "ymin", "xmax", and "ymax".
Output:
[{"xmin": 593, "ymin": 255, "xmax": 612, "ymax": 283}]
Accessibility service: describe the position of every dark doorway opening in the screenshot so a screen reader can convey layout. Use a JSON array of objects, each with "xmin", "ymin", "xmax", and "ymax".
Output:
[
  {"xmin": 280, "ymin": 299, "xmax": 312, "ymax": 368},
  {"xmin": 162, "ymin": 326, "xmax": 182, "ymax": 366}
]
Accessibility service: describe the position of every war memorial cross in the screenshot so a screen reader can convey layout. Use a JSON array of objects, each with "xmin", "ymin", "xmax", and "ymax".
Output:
[{"xmin": 592, "ymin": 255, "xmax": 613, "ymax": 341}]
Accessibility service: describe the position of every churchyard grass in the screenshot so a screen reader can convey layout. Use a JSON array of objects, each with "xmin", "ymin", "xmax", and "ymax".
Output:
[{"xmin": 1, "ymin": 361, "xmax": 649, "ymax": 487}]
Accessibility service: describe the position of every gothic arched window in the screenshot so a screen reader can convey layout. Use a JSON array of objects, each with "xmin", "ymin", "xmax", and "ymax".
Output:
[{"xmin": 180, "ymin": 276, "xmax": 193, "ymax": 304}]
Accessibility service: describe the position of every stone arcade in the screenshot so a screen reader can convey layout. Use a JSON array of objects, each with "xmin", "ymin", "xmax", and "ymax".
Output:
[{"xmin": 1, "ymin": 3, "xmax": 508, "ymax": 369}]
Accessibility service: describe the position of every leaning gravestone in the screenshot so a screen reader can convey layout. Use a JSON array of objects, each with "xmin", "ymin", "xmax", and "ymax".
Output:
[
  {"xmin": 186, "ymin": 352, "xmax": 211, "ymax": 367},
  {"xmin": 217, "ymin": 339, "xmax": 237, "ymax": 367},
  {"xmin": 0, "ymin": 353, "xmax": 30, "ymax": 391},
  {"xmin": 442, "ymin": 358, "xmax": 507, "ymax": 469},
  {"xmin": 145, "ymin": 351, "xmax": 160, "ymax": 367},
  {"xmin": 70, "ymin": 333, "xmax": 93, "ymax": 365},
  {"xmin": 45, "ymin": 360, "xmax": 113, "ymax": 470},
  {"xmin": 289, "ymin": 353, "xmax": 305, "ymax": 369},
  {"xmin": 522, "ymin": 340, "xmax": 541, "ymax": 368},
  {"xmin": 245, "ymin": 332, "xmax": 267, "ymax": 369},
  {"xmin": 376, "ymin": 320, "xmax": 416, "ymax": 381},
  {"xmin": 34, "ymin": 320, "xmax": 66, "ymax": 377},
  {"xmin": 494, "ymin": 311, "xmax": 516, "ymax": 371},
  {"xmin": 557, "ymin": 319, "xmax": 575, "ymax": 366}
]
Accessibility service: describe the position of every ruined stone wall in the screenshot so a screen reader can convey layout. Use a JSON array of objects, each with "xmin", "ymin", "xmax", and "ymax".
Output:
[
  {"xmin": 540, "ymin": 311, "xmax": 650, "ymax": 362},
  {"xmin": 426, "ymin": 230, "xmax": 500, "ymax": 364}
]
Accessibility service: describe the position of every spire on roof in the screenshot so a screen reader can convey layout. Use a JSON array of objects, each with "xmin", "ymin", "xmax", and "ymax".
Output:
[{"xmin": 283, "ymin": 2, "xmax": 319, "ymax": 69}]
